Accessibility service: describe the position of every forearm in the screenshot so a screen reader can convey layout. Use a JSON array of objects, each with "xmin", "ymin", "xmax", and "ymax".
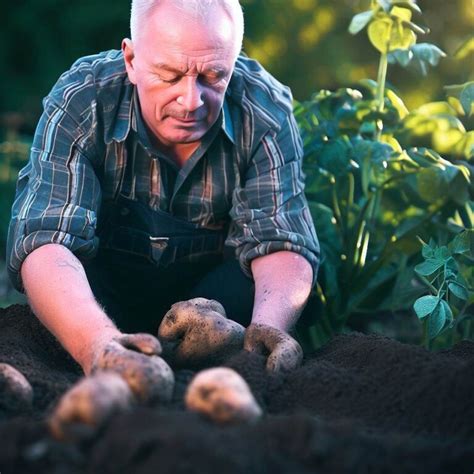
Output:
[
  {"xmin": 21, "ymin": 244, "xmax": 121, "ymax": 374},
  {"xmin": 250, "ymin": 250, "xmax": 313, "ymax": 332}
]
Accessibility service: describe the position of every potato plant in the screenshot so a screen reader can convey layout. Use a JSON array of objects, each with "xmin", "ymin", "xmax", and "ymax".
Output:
[
  {"xmin": 414, "ymin": 230, "xmax": 473, "ymax": 348},
  {"xmin": 296, "ymin": 0, "xmax": 473, "ymax": 349}
]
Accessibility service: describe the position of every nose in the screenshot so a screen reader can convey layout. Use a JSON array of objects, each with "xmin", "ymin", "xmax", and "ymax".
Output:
[{"xmin": 177, "ymin": 76, "xmax": 204, "ymax": 112}]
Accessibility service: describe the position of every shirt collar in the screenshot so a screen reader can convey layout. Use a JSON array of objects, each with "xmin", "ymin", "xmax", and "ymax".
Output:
[{"xmin": 221, "ymin": 93, "xmax": 235, "ymax": 144}]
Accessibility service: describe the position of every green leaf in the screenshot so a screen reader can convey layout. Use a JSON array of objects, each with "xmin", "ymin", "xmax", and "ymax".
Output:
[
  {"xmin": 444, "ymin": 83, "xmax": 465, "ymax": 102},
  {"xmin": 358, "ymin": 79, "xmax": 379, "ymax": 95},
  {"xmin": 349, "ymin": 10, "xmax": 374, "ymax": 35},
  {"xmin": 416, "ymin": 168, "xmax": 450, "ymax": 204},
  {"xmin": 380, "ymin": 134, "xmax": 402, "ymax": 152},
  {"xmin": 415, "ymin": 259, "xmax": 444, "ymax": 276},
  {"xmin": 452, "ymin": 131, "xmax": 474, "ymax": 159},
  {"xmin": 404, "ymin": 43, "xmax": 446, "ymax": 75},
  {"xmin": 413, "ymin": 101, "xmax": 458, "ymax": 116},
  {"xmin": 434, "ymin": 246, "xmax": 450, "ymax": 261},
  {"xmin": 368, "ymin": 18, "xmax": 392, "ymax": 53},
  {"xmin": 454, "ymin": 37, "xmax": 474, "ymax": 60},
  {"xmin": 445, "ymin": 257, "xmax": 459, "ymax": 275},
  {"xmin": 428, "ymin": 302, "xmax": 446, "ymax": 339},
  {"xmin": 414, "ymin": 295, "xmax": 440, "ymax": 319},
  {"xmin": 441, "ymin": 300, "xmax": 454, "ymax": 325},
  {"xmin": 377, "ymin": 0, "xmax": 392, "ymax": 12},
  {"xmin": 390, "ymin": 6, "xmax": 412, "ymax": 21},
  {"xmin": 421, "ymin": 243, "xmax": 434, "ymax": 259},
  {"xmin": 460, "ymin": 83, "xmax": 474, "ymax": 116},
  {"xmin": 368, "ymin": 17, "xmax": 416, "ymax": 53},
  {"xmin": 388, "ymin": 48, "xmax": 413, "ymax": 66},
  {"xmin": 392, "ymin": 1, "xmax": 422, "ymax": 13},
  {"xmin": 450, "ymin": 230, "xmax": 471, "ymax": 254},
  {"xmin": 359, "ymin": 121, "xmax": 377, "ymax": 135},
  {"xmin": 448, "ymin": 282, "xmax": 469, "ymax": 301},
  {"xmin": 386, "ymin": 89, "xmax": 409, "ymax": 118},
  {"xmin": 318, "ymin": 138, "xmax": 352, "ymax": 177},
  {"xmin": 410, "ymin": 43, "xmax": 447, "ymax": 66}
]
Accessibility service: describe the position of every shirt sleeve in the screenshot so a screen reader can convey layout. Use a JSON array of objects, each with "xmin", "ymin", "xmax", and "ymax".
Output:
[
  {"xmin": 6, "ymin": 69, "xmax": 101, "ymax": 292},
  {"xmin": 226, "ymin": 110, "xmax": 320, "ymax": 286}
]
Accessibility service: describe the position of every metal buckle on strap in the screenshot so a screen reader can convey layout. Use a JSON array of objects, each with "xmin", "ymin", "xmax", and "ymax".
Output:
[{"xmin": 149, "ymin": 236, "xmax": 170, "ymax": 250}]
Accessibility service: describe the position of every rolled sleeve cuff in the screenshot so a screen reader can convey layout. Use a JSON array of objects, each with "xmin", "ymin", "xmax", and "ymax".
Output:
[
  {"xmin": 234, "ymin": 237, "xmax": 320, "ymax": 287},
  {"xmin": 7, "ymin": 211, "xmax": 98, "ymax": 292}
]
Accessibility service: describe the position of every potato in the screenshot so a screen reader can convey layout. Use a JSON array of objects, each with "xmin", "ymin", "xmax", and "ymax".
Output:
[
  {"xmin": 158, "ymin": 298, "xmax": 245, "ymax": 368},
  {"xmin": 48, "ymin": 371, "xmax": 133, "ymax": 441},
  {"xmin": 185, "ymin": 367, "xmax": 262, "ymax": 424},
  {"xmin": 0, "ymin": 363, "xmax": 33, "ymax": 412}
]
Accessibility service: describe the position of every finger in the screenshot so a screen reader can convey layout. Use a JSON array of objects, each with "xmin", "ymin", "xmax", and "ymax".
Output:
[
  {"xmin": 244, "ymin": 324, "xmax": 303, "ymax": 373},
  {"xmin": 266, "ymin": 338, "xmax": 303, "ymax": 374},
  {"xmin": 119, "ymin": 333, "xmax": 162, "ymax": 356},
  {"xmin": 243, "ymin": 324, "xmax": 273, "ymax": 355}
]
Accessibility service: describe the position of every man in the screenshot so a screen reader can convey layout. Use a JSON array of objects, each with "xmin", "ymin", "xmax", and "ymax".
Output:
[{"xmin": 7, "ymin": 0, "xmax": 319, "ymax": 379}]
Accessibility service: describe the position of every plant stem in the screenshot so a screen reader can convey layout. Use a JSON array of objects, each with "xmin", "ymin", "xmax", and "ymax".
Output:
[
  {"xmin": 347, "ymin": 172, "xmax": 355, "ymax": 208},
  {"xmin": 375, "ymin": 52, "xmax": 388, "ymax": 141},
  {"xmin": 332, "ymin": 182, "xmax": 342, "ymax": 223},
  {"xmin": 419, "ymin": 276, "xmax": 438, "ymax": 294}
]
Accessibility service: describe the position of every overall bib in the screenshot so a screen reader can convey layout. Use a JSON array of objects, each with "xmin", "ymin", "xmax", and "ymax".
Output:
[{"xmin": 84, "ymin": 154, "xmax": 255, "ymax": 334}]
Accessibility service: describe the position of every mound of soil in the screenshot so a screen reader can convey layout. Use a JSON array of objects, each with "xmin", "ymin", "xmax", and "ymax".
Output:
[{"xmin": 0, "ymin": 304, "xmax": 473, "ymax": 474}]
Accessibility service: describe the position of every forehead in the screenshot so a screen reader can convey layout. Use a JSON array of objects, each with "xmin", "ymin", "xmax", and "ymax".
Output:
[{"xmin": 136, "ymin": 2, "xmax": 238, "ymax": 68}]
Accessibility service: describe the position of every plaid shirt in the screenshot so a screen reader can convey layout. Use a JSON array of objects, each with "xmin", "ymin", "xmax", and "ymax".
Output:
[{"xmin": 7, "ymin": 50, "xmax": 319, "ymax": 291}]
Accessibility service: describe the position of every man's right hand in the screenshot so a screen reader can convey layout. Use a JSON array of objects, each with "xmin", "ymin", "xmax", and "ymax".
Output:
[
  {"xmin": 21, "ymin": 244, "xmax": 174, "ymax": 403},
  {"xmin": 90, "ymin": 333, "xmax": 175, "ymax": 403}
]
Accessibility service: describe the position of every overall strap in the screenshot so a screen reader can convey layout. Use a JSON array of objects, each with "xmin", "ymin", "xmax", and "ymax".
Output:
[{"xmin": 119, "ymin": 137, "xmax": 139, "ymax": 200}]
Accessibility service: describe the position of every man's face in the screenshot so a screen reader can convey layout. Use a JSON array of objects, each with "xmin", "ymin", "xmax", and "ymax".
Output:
[{"xmin": 123, "ymin": 2, "xmax": 239, "ymax": 148}]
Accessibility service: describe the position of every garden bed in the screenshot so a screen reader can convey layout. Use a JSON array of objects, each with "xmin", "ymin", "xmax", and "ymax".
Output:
[{"xmin": 0, "ymin": 304, "xmax": 473, "ymax": 474}]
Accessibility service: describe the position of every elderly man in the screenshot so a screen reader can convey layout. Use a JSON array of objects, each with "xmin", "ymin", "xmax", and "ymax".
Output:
[{"xmin": 7, "ymin": 0, "xmax": 319, "ymax": 378}]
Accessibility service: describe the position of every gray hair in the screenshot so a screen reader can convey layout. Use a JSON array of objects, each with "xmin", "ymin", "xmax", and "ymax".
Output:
[{"xmin": 130, "ymin": 0, "xmax": 244, "ymax": 51}]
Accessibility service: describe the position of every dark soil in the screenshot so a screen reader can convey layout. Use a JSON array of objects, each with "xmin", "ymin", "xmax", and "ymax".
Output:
[{"xmin": 0, "ymin": 304, "xmax": 473, "ymax": 474}]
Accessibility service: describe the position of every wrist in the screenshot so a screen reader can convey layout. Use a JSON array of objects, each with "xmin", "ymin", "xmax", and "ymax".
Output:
[
  {"xmin": 77, "ymin": 325, "xmax": 122, "ymax": 375},
  {"xmin": 249, "ymin": 317, "xmax": 288, "ymax": 333}
]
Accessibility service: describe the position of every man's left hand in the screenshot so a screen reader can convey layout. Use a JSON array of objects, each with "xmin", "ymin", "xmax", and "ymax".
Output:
[{"xmin": 244, "ymin": 323, "xmax": 303, "ymax": 374}]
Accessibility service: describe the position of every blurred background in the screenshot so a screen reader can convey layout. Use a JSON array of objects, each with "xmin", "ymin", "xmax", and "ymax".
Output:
[{"xmin": 1, "ymin": 0, "xmax": 473, "ymax": 306}]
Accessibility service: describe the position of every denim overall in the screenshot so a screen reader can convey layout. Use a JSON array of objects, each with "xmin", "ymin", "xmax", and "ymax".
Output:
[
  {"xmin": 83, "ymin": 145, "xmax": 315, "ymax": 333},
  {"xmin": 84, "ymin": 151, "xmax": 254, "ymax": 334}
]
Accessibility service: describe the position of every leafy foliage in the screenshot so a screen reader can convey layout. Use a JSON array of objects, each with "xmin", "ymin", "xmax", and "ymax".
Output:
[
  {"xmin": 296, "ymin": 0, "xmax": 473, "ymax": 349},
  {"xmin": 413, "ymin": 231, "xmax": 473, "ymax": 345},
  {"xmin": 296, "ymin": 85, "xmax": 473, "ymax": 346}
]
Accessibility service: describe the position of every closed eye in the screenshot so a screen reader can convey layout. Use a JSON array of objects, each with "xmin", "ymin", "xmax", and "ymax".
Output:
[{"xmin": 159, "ymin": 75, "xmax": 181, "ymax": 84}]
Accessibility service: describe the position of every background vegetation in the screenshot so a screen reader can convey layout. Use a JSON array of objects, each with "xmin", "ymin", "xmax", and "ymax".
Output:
[{"xmin": 1, "ymin": 0, "xmax": 473, "ymax": 347}]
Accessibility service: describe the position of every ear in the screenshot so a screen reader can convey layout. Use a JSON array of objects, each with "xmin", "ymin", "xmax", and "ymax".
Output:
[{"xmin": 122, "ymin": 38, "xmax": 138, "ymax": 85}]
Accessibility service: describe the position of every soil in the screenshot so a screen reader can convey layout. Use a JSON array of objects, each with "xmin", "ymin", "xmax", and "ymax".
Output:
[{"xmin": 0, "ymin": 304, "xmax": 473, "ymax": 474}]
